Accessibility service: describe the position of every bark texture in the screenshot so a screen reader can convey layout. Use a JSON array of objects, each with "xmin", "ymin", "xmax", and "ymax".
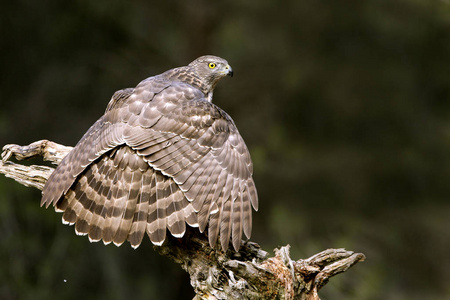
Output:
[{"xmin": 1, "ymin": 140, "xmax": 365, "ymax": 300}]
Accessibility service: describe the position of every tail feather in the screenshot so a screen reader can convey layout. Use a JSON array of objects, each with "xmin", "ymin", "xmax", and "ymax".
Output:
[
  {"xmin": 231, "ymin": 192, "xmax": 243, "ymax": 251},
  {"xmin": 42, "ymin": 144, "xmax": 253, "ymax": 251},
  {"xmin": 102, "ymin": 166, "xmax": 125, "ymax": 244},
  {"xmin": 166, "ymin": 181, "xmax": 187, "ymax": 238},
  {"xmin": 147, "ymin": 173, "xmax": 167, "ymax": 245},
  {"xmin": 128, "ymin": 171, "xmax": 153, "ymax": 248},
  {"xmin": 112, "ymin": 171, "xmax": 142, "ymax": 246}
]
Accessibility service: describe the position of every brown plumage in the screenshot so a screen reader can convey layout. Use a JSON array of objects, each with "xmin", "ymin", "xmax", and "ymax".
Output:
[{"xmin": 42, "ymin": 55, "xmax": 258, "ymax": 251}]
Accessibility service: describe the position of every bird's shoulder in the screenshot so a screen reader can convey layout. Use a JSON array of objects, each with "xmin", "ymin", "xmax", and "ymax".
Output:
[{"xmin": 103, "ymin": 74, "xmax": 233, "ymax": 131}]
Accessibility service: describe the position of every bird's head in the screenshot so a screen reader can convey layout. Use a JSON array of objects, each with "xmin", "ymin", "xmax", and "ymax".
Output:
[{"xmin": 188, "ymin": 55, "xmax": 233, "ymax": 93}]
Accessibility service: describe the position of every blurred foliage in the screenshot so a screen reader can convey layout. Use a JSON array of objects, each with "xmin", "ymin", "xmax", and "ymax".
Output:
[{"xmin": 1, "ymin": 0, "xmax": 450, "ymax": 299}]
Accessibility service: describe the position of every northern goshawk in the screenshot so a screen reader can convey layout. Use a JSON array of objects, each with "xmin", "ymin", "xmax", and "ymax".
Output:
[{"xmin": 42, "ymin": 55, "xmax": 258, "ymax": 252}]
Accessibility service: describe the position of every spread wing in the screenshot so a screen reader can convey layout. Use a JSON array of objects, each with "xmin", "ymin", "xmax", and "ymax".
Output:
[{"xmin": 42, "ymin": 77, "xmax": 258, "ymax": 251}]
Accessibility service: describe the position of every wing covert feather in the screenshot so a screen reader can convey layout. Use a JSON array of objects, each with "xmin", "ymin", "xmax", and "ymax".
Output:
[{"xmin": 42, "ymin": 68, "xmax": 257, "ymax": 251}]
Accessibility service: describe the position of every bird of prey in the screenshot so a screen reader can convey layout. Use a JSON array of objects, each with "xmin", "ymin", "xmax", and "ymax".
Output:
[{"xmin": 41, "ymin": 55, "xmax": 258, "ymax": 252}]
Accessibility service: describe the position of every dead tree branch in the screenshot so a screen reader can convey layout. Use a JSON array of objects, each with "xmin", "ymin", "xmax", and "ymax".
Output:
[{"xmin": 1, "ymin": 140, "xmax": 365, "ymax": 300}]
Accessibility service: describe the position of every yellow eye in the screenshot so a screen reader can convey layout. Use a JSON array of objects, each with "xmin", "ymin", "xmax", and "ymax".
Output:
[{"xmin": 208, "ymin": 63, "xmax": 216, "ymax": 69}]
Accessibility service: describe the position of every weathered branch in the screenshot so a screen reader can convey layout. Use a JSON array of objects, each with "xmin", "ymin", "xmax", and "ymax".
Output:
[
  {"xmin": 0, "ymin": 140, "xmax": 72, "ymax": 190},
  {"xmin": 1, "ymin": 140, "xmax": 365, "ymax": 300}
]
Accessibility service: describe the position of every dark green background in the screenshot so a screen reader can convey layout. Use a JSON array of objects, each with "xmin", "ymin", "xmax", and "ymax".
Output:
[{"xmin": 1, "ymin": 1, "xmax": 449, "ymax": 299}]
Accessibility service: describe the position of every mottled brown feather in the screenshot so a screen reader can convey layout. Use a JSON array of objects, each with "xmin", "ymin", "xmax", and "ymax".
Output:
[{"xmin": 41, "ymin": 56, "xmax": 257, "ymax": 251}]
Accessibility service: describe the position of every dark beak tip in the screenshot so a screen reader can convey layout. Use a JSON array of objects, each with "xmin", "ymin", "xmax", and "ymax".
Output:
[{"xmin": 228, "ymin": 70, "xmax": 234, "ymax": 77}]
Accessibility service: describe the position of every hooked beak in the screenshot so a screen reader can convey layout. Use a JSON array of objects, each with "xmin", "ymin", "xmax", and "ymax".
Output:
[{"xmin": 225, "ymin": 65, "xmax": 233, "ymax": 77}]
